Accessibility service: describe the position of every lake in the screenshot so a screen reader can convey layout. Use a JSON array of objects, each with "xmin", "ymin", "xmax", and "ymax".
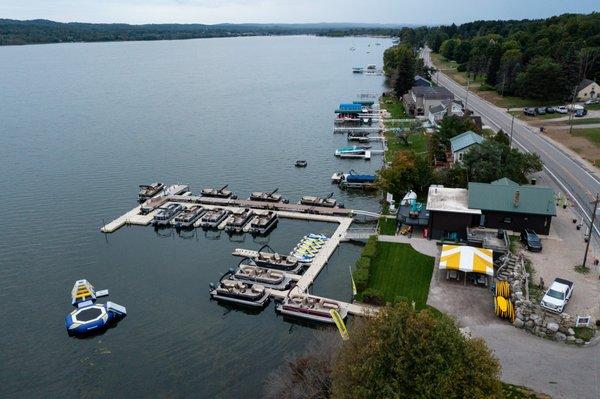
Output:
[{"xmin": 0, "ymin": 35, "xmax": 391, "ymax": 397}]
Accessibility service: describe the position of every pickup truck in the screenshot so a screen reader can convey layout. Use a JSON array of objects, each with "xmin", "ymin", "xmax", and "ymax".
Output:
[{"xmin": 540, "ymin": 278, "xmax": 574, "ymax": 313}]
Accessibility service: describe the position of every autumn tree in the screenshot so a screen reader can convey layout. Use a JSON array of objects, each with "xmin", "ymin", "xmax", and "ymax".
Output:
[
  {"xmin": 377, "ymin": 150, "xmax": 433, "ymax": 199},
  {"xmin": 331, "ymin": 302, "xmax": 503, "ymax": 399}
]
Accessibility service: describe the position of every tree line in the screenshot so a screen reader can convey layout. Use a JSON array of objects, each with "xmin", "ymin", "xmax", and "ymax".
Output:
[
  {"xmin": 399, "ymin": 13, "xmax": 600, "ymax": 101},
  {"xmin": 0, "ymin": 19, "xmax": 396, "ymax": 46}
]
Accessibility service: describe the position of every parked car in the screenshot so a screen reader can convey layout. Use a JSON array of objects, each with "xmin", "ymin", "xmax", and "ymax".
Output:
[
  {"xmin": 521, "ymin": 228, "xmax": 542, "ymax": 252},
  {"xmin": 574, "ymin": 108, "xmax": 588, "ymax": 117},
  {"xmin": 585, "ymin": 98, "xmax": 599, "ymax": 105},
  {"xmin": 535, "ymin": 107, "xmax": 546, "ymax": 115},
  {"xmin": 523, "ymin": 107, "xmax": 536, "ymax": 116},
  {"xmin": 545, "ymin": 107, "xmax": 556, "ymax": 113},
  {"xmin": 540, "ymin": 278, "xmax": 574, "ymax": 314},
  {"xmin": 555, "ymin": 106, "xmax": 568, "ymax": 114}
]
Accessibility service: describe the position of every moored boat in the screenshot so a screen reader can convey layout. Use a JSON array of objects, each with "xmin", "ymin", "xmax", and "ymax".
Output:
[
  {"xmin": 244, "ymin": 244, "xmax": 304, "ymax": 272},
  {"xmin": 295, "ymin": 160, "xmax": 308, "ymax": 167},
  {"xmin": 276, "ymin": 292, "xmax": 348, "ymax": 324},
  {"xmin": 201, "ymin": 184, "xmax": 236, "ymax": 199},
  {"xmin": 152, "ymin": 203, "xmax": 184, "ymax": 227},
  {"xmin": 172, "ymin": 205, "xmax": 206, "ymax": 229},
  {"xmin": 249, "ymin": 188, "xmax": 288, "ymax": 203},
  {"xmin": 209, "ymin": 277, "xmax": 269, "ymax": 308},
  {"xmin": 334, "ymin": 145, "xmax": 371, "ymax": 158},
  {"xmin": 299, "ymin": 193, "xmax": 340, "ymax": 208},
  {"xmin": 247, "ymin": 211, "xmax": 278, "ymax": 235},
  {"xmin": 232, "ymin": 259, "xmax": 293, "ymax": 290},
  {"xmin": 138, "ymin": 182, "xmax": 164, "ymax": 202},
  {"xmin": 224, "ymin": 208, "xmax": 254, "ymax": 234},
  {"xmin": 197, "ymin": 208, "xmax": 230, "ymax": 229}
]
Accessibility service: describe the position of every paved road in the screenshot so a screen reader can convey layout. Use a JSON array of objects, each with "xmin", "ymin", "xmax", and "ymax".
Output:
[
  {"xmin": 422, "ymin": 48, "xmax": 600, "ymax": 242},
  {"xmin": 467, "ymin": 324, "xmax": 600, "ymax": 399}
]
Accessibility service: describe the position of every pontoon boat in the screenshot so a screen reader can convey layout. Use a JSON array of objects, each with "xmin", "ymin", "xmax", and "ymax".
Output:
[
  {"xmin": 152, "ymin": 203, "xmax": 184, "ymax": 226},
  {"xmin": 276, "ymin": 292, "xmax": 347, "ymax": 324},
  {"xmin": 209, "ymin": 277, "xmax": 269, "ymax": 307},
  {"xmin": 172, "ymin": 205, "xmax": 206, "ymax": 229},
  {"xmin": 224, "ymin": 208, "xmax": 254, "ymax": 234},
  {"xmin": 197, "ymin": 208, "xmax": 230, "ymax": 229},
  {"xmin": 247, "ymin": 211, "xmax": 278, "ymax": 235},
  {"xmin": 138, "ymin": 182, "xmax": 164, "ymax": 202}
]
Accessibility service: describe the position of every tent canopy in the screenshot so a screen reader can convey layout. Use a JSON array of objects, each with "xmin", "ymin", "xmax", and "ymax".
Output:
[{"xmin": 439, "ymin": 245, "xmax": 494, "ymax": 276}]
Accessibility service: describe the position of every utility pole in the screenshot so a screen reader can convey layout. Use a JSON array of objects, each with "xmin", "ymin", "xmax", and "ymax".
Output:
[
  {"xmin": 465, "ymin": 77, "xmax": 471, "ymax": 111},
  {"xmin": 568, "ymin": 86, "xmax": 577, "ymax": 135},
  {"xmin": 582, "ymin": 193, "xmax": 599, "ymax": 270},
  {"xmin": 509, "ymin": 110, "xmax": 515, "ymax": 147}
]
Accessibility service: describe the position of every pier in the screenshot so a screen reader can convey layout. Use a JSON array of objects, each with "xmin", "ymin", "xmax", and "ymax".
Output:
[{"xmin": 101, "ymin": 189, "xmax": 378, "ymax": 317}]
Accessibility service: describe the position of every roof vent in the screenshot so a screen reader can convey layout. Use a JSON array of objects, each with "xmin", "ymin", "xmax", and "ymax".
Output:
[{"xmin": 513, "ymin": 190, "xmax": 520, "ymax": 207}]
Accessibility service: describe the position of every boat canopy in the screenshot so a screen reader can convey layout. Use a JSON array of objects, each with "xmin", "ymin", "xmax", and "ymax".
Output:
[
  {"xmin": 339, "ymin": 103, "xmax": 363, "ymax": 111},
  {"xmin": 353, "ymin": 100, "xmax": 375, "ymax": 105},
  {"xmin": 439, "ymin": 245, "xmax": 494, "ymax": 276}
]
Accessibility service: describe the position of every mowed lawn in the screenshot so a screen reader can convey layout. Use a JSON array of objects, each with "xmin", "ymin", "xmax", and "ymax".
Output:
[
  {"xmin": 367, "ymin": 242, "xmax": 435, "ymax": 309},
  {"xmin": 574, "ymin": 128, "xmax": 600, "ymax": 145}
]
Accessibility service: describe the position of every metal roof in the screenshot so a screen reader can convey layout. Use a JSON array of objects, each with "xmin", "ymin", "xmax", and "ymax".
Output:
[
  {"xmin": 468, "ymin": 179, "xmax": 556, "ymax": 216},
  {"xmin": 411, "ymin": 86, "xmax": 454, "ymax": 100},
  {"xmin": 450, "ymin": 130, "xmax": 484, "ymax": 153}
]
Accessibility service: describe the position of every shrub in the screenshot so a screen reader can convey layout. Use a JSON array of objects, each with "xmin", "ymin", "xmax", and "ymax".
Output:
[
  {"xmin": 361, "ymin": 288, "xmax": 386, "ymax": 306},
  {"xmin": 457, "ymin": 63, "xmax": 467, "ymax": 72},
  {"xmin": 353, "ymin": 267, "xmax": 370, "ymax": 292},
  {"xmin": 361, "ymin": 236, "xmax": 379, "ymax": 259}
]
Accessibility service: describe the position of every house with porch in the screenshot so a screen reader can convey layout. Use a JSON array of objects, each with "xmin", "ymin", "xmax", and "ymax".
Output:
[{"xmin": 449, "ymin": 130, "xmax": 484, "ymax": 163}]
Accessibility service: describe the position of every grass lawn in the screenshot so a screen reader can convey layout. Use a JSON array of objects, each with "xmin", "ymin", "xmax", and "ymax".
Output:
[
  {"xmin": 570, "ymin": 117, "xmax": 600, "ymax": 125},
  {"xmin": 510, "ymin": 110, "xmax": 563, "ymax": 121},
  {"xmin": 380, "ymin": 97, "xmax": 407, "ymax": 119},
  {"xmin": 587, "ymin": 103, "xmax": 600, "ymax": 110},
  {"xmin": 378, "ymin": 217, "xmax": 397, "ymax": 235},
  {"xmin": 366, "ymin": 242, "xmax": 435, "ymax": 309},
  {"xmin": 574, "ymin": 128, "xmax": 600, "ymax": 145},
  {"xmin": 384, "ymin": 131, "xmax": 429, "ymax": 162}
]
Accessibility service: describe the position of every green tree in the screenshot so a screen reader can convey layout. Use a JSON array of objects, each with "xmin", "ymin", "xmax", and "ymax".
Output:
[
  {"xmin": 496, "ymin": 49, "xmax": 523, "ymax": 95},
  {"xmin": 439, "ymin": 38, "xmax": 459, "ymax": 60},
  {"xmin": 515, "ymin": 56, "xmax": 563, "ymax": 99},
  {"xmin": 437, "ymin": 115, "xmax": 481, "ymax": 149},
  {"xmin": 462, "ymin": 141, "xmax": 542, "ymax": 184},
  {"xmin": 485, "ymin": 42, "xmax": 503, "ymax": 86},
  {"xmin": 453, "ymin": 40, "xmax": 472, "ymax": 65},
  {"xmin": 392, "ymin": 45, "xmax": 417, "ymax": 99},
  {"xmin": 331, "ymin": 302, "xmax": 503, "ymax": 399}
]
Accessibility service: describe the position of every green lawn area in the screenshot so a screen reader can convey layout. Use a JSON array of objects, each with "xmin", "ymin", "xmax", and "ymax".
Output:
[
  {"xmin": 574, "ymin": 128, "xmax": 600, "ymax": 145},
  {"xmin": 587, "ymin": 103, "xmax": 600, "ymax": 110},
  {"xmin": 366, "ymin": 242, "xmax": 435, "ymax": 309},
  {"xmin": 378, "ymin": 217, "xmax": 397, "ymax": 235},
  {"xmin": 380, "ymin": 96, "xmax": 407, "ymax": 119},
  {"xmin": 570, "ymin": 117, "xmax": 600, "ymax": 125},
  {"xmin": 573, "ymin": 326, "xmax": 595, "ymax": 342},
  {"xmin": 384, "ymin": 131, "xmax": 428, "ymax": 162}
]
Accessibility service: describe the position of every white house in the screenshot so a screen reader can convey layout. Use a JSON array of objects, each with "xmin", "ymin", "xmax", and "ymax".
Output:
[
  {"xmin": 576, "ymin": 79, "xmax": 599, "ymax": 101},
  {"xmin": 449, "ymin": 130, "xmax": 485, "ymax": 163}
]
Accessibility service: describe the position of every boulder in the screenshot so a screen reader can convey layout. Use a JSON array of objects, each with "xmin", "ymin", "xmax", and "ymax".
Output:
[
  {"xmin": 555, "ymin": 332, "xmax": 567, "ymax": 341},
  {"xmin": 547, "ymin": 322, "xmax": 559, "ymax": 332},
  {"xmin": 575, "ymin": 338, "xmax": 584, "ymax": 345},
  {"xmin": 513, "ymin": 318, "xmax": 525, "ymax": 328},
  {"xmin": 525, "ymin": 320, "xmax": 534, "ymax": 329},
  {"xmin": 568, "ymin": 328, "xmax": 575, "ymax": 336},
  {"xmin": 566, "ymin": 336, "xmax": 576, "ymax": 342}
]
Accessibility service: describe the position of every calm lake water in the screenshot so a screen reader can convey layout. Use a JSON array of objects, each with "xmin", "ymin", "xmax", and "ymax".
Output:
[{"xmin": 0, "ymin": 35, "xmax": 391, "ymax": 398}]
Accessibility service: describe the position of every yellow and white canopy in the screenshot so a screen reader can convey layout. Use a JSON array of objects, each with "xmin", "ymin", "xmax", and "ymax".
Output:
[{"xmin": 439, "ymin": 245, "xmax": 494, "ymax": 276}]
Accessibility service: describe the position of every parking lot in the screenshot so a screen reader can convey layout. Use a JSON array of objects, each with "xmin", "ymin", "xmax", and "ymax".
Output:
[{"xmin": 521, "ymin": 202, "xmax": 600, "ymax": 321}]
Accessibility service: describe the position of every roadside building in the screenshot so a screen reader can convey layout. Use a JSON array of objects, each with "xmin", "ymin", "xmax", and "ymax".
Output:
[
  {"xmin": 426, "ymin": 185, "xmax": 481, "ymax": 240},
  {"xmin": 576, "ymin": 78, "xmax": 599, "ymax": 101},
  {"xmin": 468, "ymin": 178, "xmax": 556, "ymax": 235},
  {"xmin": 427, "ymin": 103, "xmax": 447, "ymax": 125},
  {"xmin": 449, "ymin": 130, "xmax": 484, "ymax": 163},
  {"xmin": 413, "ymin": 75, "xmax": 432, "ymax": 87},
  {"xmin": 403, "ymin": 86, "xmax": 454, "ymax": 117}
]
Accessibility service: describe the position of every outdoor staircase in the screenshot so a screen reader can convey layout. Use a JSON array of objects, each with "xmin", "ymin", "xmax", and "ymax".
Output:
[{"xmin": 496, "ymin": 253, "xmax": 517, "ymax": 281}]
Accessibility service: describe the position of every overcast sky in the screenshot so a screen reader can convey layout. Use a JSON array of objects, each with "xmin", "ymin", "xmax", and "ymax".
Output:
[{"xmin": 1, "ymin": 0, "xmax": 598, "ymax": 25}]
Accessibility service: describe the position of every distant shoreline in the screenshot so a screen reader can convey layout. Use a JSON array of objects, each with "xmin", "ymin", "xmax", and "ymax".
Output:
[{"xmin": 0, "ymin": 19, "xmax": 400, "ymax": 47}]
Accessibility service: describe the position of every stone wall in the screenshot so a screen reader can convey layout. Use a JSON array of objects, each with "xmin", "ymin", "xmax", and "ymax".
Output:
[{"xmin": 504, "ymin": 254, "xmax": 583, "ymax": 344}]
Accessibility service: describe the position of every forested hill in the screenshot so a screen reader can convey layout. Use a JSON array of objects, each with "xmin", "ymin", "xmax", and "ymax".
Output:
[
  {"xmin": 0, "ymin": 19, "xmax": 400, "ymax": 46},
  {"xmin": 398, "ymin": 13, "xmax": 600, "ymax": 100}
]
